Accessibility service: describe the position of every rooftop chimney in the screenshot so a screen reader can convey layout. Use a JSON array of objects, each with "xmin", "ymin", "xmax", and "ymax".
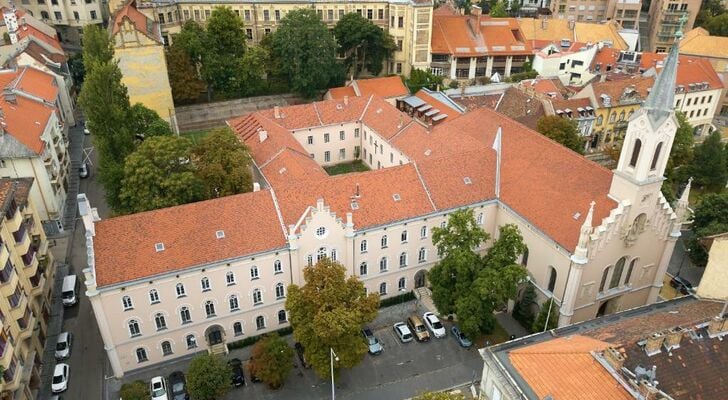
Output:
[
  {"xmin": 663, "ymin": 327, "xmax": 684, "ymax": 351},
  {"xmin": 644, "ymin": 332, "xmax": 665, "ymax": 356},
  {"xmin": 343, "ymin": 95, "xmax": 349, "ymax": 106},
  {"xmin": 274, "ymin": 106, "xmax": 281, "ymax": 119},
  {"xmin": 258, "ymin": 130, "xmax": 268, "ymax": 143},
  {"xmin": 355, "ymin": 183, "xmax": 360, "ymax": 198},
  {"xmin": 3, "ymin": 88, "xmax": 16, "ymax": 104},
  {"xmin": 603, "ymin": 347, "xmax": 625, "ymax": 371},
  {"xmin": 253, "ymin": 182, "xmax": 261, "ymax": 192},
  {"xmin": 639, "ymin": 380, "xmax": 659, "ymax": 400},
  {"xmin": 707, "ymin": 316, "xmax": 726, "ymax": 338}
]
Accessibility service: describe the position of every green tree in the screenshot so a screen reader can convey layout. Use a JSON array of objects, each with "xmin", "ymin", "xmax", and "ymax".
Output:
[
  {"xmin": 286, "ymin": 258, "xmax": 379, "ymax": 378},
  {"xmin": 406, "ymin": 68, "xmax": 443, "ymax": 92},
  {"xmin": 532, "ymin": 298, "xmax": 559, "ymax": 332},
  {"xmin": 490, "ymin": 0, "xmax": 508, "ymax": 16},
  {"xmin": 186, "ymin": 354, "xmax": 231, "ymax": 400},
  {"xmin": 512, "ymin": 284, "xmax": 537, "ymax": 330},
  {"xmin": 705, "ymin": 13, "xmax": 728, "ymax": 36},
  {"xmin": 334, "ymin": 13, "xmax": 396, "ymax": 77},
  {"xmin": 691, "ymin": 131, "xmax": 727, "ymax": 192},
  {"xmin": 166, "ymin": 42, "xmax": 206, "ymax": 104},
  {"xmin": 201, "ymin": 7, "xmax": 247, "ymax": 97},
  {"xmin": 175, "ymin": 20, "xmax": 207, "ymax": 64},
  {"xmin": 249, "ymin": 333, "xmax": 295, "ymax": 389},
  {"xmin": 688, "ymin": 192, "xmax": 728, "ymax": 266},
  {"xmin": 129, "ymin": 103, "xmax": 173, "ymax": 139},
  {"xmin": 663, "ymin": 112, "xmax": 694, "ymax": 203},
  {"xmin": 81, "ymin": 24, "xmax": 113, "ymax": 74},
  {"xmin": 119, "ymin": 136, "xmax": 204, "ymax": 213},
  {"xmin": 237, "ymin": 46, "xmax": 270, "ymax": 96},
  {"xmin": 68, "ymin": 52, "xmax": 85, "ymax": 87},
  {"xmin": 412, "ymin": 392, "xmax": 467, "ymax": 400},
  {"xmin": 119, "ymin": 381, "xmax": 148, "ymax": 400},
  {"xmin": 536, "ymin": 115, "xmax": 586, "ymax": 154},
  {"xmin": 271, "ymin": 9, "xmax": 342, "ymax": 98},
  {"xmin": 191, "ymin": 127, "xmax": 253, "ymax": 197}
]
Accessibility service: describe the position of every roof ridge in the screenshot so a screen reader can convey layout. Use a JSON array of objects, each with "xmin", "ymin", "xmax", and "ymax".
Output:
[
  {"xmin": 267, "ymin": 187, "xmax": 289, "ymax": 241},
  {"xmin": 358, "ymin": 95, "xmax": 375, "ymax": 121},
  {"xmin": 312, "ymin": 102, "xmax": 324, "ymax": 126},
  {"xmin": 412, "ymin": 161, "xmax": 437, "ymax": 211}
]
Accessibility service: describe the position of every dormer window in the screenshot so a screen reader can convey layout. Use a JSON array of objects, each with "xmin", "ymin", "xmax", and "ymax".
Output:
[
  {"xmin": 215, "ymin": 230, "xmax": 225, "ymax": 239},
  {"xmin": 155, "ymin": 243, "xmax": 164, "ymax": 252}
]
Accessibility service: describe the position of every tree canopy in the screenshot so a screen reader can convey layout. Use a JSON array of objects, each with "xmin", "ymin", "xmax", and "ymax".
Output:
[
  {"xmin": 705, "ymin": 13, "xmax": 728, "ymax": 36},
  {"xmin": 119, "ymin": 381, "xmax": 148, "ymax": 400},
  {"xmin": 249, "ymin": 333, "xmax": 295, "ymax": 388},
  {"xmin": 532, "ymin": 297, "xmax": 559, "ymax": 332},
  {"xmin": 191, "ymin": 127, "xmax": 253, "ymax": 198},
  {"xmin": 662, "ymin": 112, "xmax": 694, "ymax": 203},
  {"xmin": 406, "ymin": 68, "xmax": 444, "ymax": 92},
  {"xmin": 536, "ymin": 116, "xmax": 586, "ymax": 154},
  {"xmin": 186, "ymin": 354, "xmax": 231, "ymax": 400},
  {"xmin": 200, "ymin": 7, "xmax": 247, "ymax": 97},
  {"xmin": 490, "ymin": 0, "xmax": 508, "ymax": 17},
  {"xmin": 688, "ymin": 192, "xmax": 728, "ymax": 267},
  {"xmin": 271, "ymin": 9, "xmax": 343, "ymax": 97},
  {"xmin": 81, "ymin": 24, "xmax": 113, "ymax": 74},
  {"xmin": 286, "ymin": 258, "xmax": 379, "ymax": 378},
  {"xmin": 334, "ymin": 13, "xmax": 396, "ymax": 77},
  {"xmin": 166, "ymin": 42, "xmax": 206, "ymax": 104},
  {"xmin": 690, "ymin": 131, "xmax": 727, "ymax": 192}
]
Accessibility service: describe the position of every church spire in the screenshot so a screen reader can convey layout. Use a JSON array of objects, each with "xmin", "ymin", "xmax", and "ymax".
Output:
[
  {"xmin": 643, "ymin": 13, "xmax": 687, "ymax": 125},
  {"xmin": 572, "ymin": 201, "xmax": 595, "ymax": 264}
]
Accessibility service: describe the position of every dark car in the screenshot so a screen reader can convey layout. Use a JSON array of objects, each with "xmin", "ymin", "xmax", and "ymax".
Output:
[
  {"xmin": 670, "ymin": 275, "xmax": 694, "ymax": 295},
  {"xmin": 229, "ymin": 358, "xmax": 245, "ymax": 387},
  {"xmin": 168, "ymin": 371, "xmax": 189, "ymax": 400},
  {"xmin": 295, "ymin": 342, "xmax": 310, "ymax": 368}
]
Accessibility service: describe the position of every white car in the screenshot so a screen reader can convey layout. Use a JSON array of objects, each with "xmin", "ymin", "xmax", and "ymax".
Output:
[
  {"xmin": 423, "ymin": 312, "xmax": 446, "ymax": 338},
  {"xmin": 55, "ymin": 332, "xmax": 73, "ymax": 360},
  {"xmin": 51, "ymin": 364, "xmax": 69, "ymax": 393},
  {"xmin": 83, "ymin": 122, "xmax": 90, "ymax": 135},
  {"xmin": 393, "ymin": 322, "xmax": 413, "ymax": 343},
  {"xmin": 150, "ymin": 376, "xmax": 169, "ymax": 400}
]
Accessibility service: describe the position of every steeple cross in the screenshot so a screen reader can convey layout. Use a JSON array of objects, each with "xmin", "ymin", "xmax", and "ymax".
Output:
[{"xmin": 675, "ymin": 13, "xmax": 688, "ymax": 39}]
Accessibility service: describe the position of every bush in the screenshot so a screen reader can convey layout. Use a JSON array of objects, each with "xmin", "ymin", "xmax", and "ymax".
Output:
[
  {"xmin": 227, "ymin": 326, "xmax": 293, "ymax": 350},
  {"xmin": 448, "ymin": 80, "xmax": 460, "ymax": 89},
  {"xmin": 249, "ymin": 333, "xmax": 295, "ymax": 388},
  {"xmin": 512, "ymin": 285, "xmax": 537, "ymax": 331},
  {"xmin": 506, "ymin": 70, "xmax": 538, "ymax": 83},
  {"xmin": 187, "ymin": 354, "xmax": 230, "ymax": 400},
  {"xmin": 380, "ymin": 291, "xmax": 416, "ymax": 308},
  {"xmin": 120, "ymin": 380, "xmax": 148, "ymax": 400}
]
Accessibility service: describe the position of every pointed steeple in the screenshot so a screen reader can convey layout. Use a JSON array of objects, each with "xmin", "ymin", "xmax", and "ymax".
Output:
[
  {"xmin": 572, "ymin": 201, "xmax": 595, "ymax": 264},
  {"xmin": 643, "ymin": 13, "xmax": 687, "ymax": 126},
  {"xmin": 672, "ymin": 177, "xmax": 692, "ymax": 235}
]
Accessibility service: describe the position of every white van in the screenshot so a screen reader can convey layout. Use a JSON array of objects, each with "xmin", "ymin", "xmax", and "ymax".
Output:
[{"xmin": 61, "ymin": 275, "xmax": 78, "ymax": 307}]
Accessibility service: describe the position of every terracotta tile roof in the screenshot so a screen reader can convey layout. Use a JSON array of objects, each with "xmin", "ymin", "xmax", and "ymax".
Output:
[
  {"xmin": 494, "ymin": 87, "xmax": 545, "ymax": 130},
  {"xmin": 0, "ymin": 69, "xmax": 55, "ymax": 154},
  {"xmin": 451, "ymin": 93, "xmax": 502, "ymax": 111},
  {"xmin": 416, "ymin": 148, "xmax": 496, "ymax": 209},
  {"xmin": 326, "ymin": 85, "xmax": 356, "ymax": 99},
  {"xmin": 0, "ymin": 177, "xmax": 33, "ymax": 219},
  {"xmin": 551, "ymin": 97, "xmax": 592, "ymax": 114},
  {"xmin": 431, "ymin": 15, "xmax": 531, "ymax": 56},
  {"xmin": 260, "ymin": 148, "xmax": 328, "ymax": 188},
  {"xmin": 413, "ymin": 89, "xmax": 463, "ymax": 121},
  {"xmin": 228, "ymin": 112, "xmax": 308, "ymax": 166},
  {"xmin": 531, "ymin": 39, "xmax": 589, "ymax": 53},
  {"xmin": 518, "ymin": 19, "xmax": 628, "ymax": 50},
  {"xmin": 2, "ymin": 8, "xmax": 63, "ymax": 52},
  {"xmin": 354, "ymin": 76, "xmax": 409, "ymax": 99},
  {"xmin": 520, "ymin": 77, "xmax": 568, "ymax": 98},
  {"xmin": 315, "ymin": 95, "xmax": 370, "ymax": 125},
  {"xmin": 362, "ymin": 95, "xmax": 415, "ymax": 139},
  {"xmin": 588, "ymin": 75, "xmax": 654, "ymax": 107},
  {"xmin": 433, "ymin": 3, "xmax": 458, "ymax": 16},
  {"xmin": 679, "ymin": 27, "xmax": 728, "ymax": 59},
  {"xmin": 93, "ymin": 189, "xmax": 287, "ymax": 287},
  {"xmin": 13, "ymin": 66, "xmax": 58, "ymax": 103},
  {"xmin": 509, "ymin": 336, "xmax": 633, "ymax": 400},
  {"xmin": 574, "ymin": 21, "xmax": 627, "ymax": 50},
  {"xmin": 111, "ymin": 0, "xmax": 162, "ymax": 43}
]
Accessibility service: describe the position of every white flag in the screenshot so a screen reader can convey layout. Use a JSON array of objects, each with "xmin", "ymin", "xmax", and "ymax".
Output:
[{"xmin": 492, "ymin": 127, "xmax": 502, "ymax": 152}]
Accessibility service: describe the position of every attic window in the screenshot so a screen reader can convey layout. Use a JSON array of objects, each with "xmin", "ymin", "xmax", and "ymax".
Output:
[
  {"xmin": 463, "ymin": 177, "xmax": 472, "ymax": 185},
  {"xmin": 279, "ymin": 167, "xmax": 287, "ymax": 174},
  {"xmin": 216, "ymin": 230, "xmax": 225, "ymax": 239},
  {"xmin": 393, "ymin": 194, "xmax": 401, "ymax": 202},
  {"xmin": 572, "ymin": 212, "xmax": 581, "ymax": 220},
  {"xmin": 351, "ymin": 201, "xmax": 360, "ymax": 210},
  {"xmin": 155, "ymin": 243, "xmax": 165, "ymax": 252},
  {"xmin": 424, "ymin": 149, "xmax": 432, "ymax": 156}
]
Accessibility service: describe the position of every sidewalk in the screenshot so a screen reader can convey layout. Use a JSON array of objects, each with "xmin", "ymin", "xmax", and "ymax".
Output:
[{"xmin": 494, "ymin": 312, "xmax": 529, "ymax": 338}]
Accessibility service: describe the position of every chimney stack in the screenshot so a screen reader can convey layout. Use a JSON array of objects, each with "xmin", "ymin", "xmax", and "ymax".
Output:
[
  {"xmin": 707, "ymin": 316, "xmax": 726, "ymax": 338},
  {"xmin": 644, "ymin": 332, "xmax": 665, "ymax": 356},
  {"xmin": 274, "ymin": 106, "xmax": 281, "ymax": 119},
  {"xmin": 603, "ymin": 347, "xmax": 624, "ymax": 371},
  {"xmin": 639, "ymin": 380, "xmax": 659, "ymax": 400},
  {"xmin": 663, "ymin": 327, "xmax": 684, "ymax": 351},
  {"xmin": 343, "ymin": 96, "xmax": 349, "ymax": 106}
]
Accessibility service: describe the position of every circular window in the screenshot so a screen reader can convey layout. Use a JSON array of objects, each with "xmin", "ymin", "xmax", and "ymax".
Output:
[{"xmin": 315, "ymin": 227, "xmax": 327, "ymax": 239}]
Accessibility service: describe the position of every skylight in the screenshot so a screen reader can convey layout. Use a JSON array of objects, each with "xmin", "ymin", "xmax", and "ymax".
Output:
[
  {"xmin": 463, "ymin": 177, "xmax": 472, "ymax": 185},
  {"xmin": 216, "ymin": 230, "xmax": 225, "ymax": 239},
  {"xmin": 393, "ymin": 194, "xmax": 401, "ymax": 202},
  {"xmin": 154, "ymin": 243, "xmax": 165, "ymax": 252}
]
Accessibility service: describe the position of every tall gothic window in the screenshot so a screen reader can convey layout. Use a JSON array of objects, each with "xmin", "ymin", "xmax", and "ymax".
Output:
[
  {"xmin": 650, "ymin": 142, "xmax": 663, "ymax": 171},
  {"xmin": 629, "ymin": 139, "xmax": 642, "ymax": 167}
]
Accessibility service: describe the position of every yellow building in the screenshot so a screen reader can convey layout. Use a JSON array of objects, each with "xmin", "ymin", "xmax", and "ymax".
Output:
[
  {"xmin": 111, "ymin": 1, "xmax": 177, "ymax": 129},
  {"xmin": 680, "ymin": 28, "xmax": 728, "ymax": 116},
  {"xmin": 696, "ymin": 232, "xmax": 728, "ymax": 301},
  {"xmin": 128, "ymin": 0, "xmax": 433, "ymax": 77},
  {"xmin": 517, "ymin": 18, "xmax": 629, "ymax": 51},
  {"xmin": 0, "ymin": 178, "xmax": 56, "ymax": 400}
]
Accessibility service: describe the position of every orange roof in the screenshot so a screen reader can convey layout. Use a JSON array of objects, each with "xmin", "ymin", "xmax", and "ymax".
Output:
[
  {"xmin": 520, "ymin": 77, "xmax": 566, "ymax": 98},
  {"xmin": 354, "ymin": 76, "xmax": 409, "ymax": 99},
  {"xmin": 13, "ymin": 66, "xmax": 58, "ymax": 103},
  {"xmin": 509, "ymin": 336, "xmax": 632, "ymax": 400},
  {"xmin": 589, "ymin": 75, "xmax": 655, "ymax": 107},
  {"xmin": 0, "ymin": 69, "xmax": 55, "ymax": 154},
  {"xmin": 93, "ymin": 190, "xmax": 287, "ymax": 287},
  {"xmin": 431, "ymin": 15, "xmax": 532, "ymax": 56},
  {"xmin": 260, "ymin": 148, "xmax": 328, "ymax": 188},
  {"xmin": 111, "ymin": 0, "xmax": 161, "ymax": 42},
  {"xmin": 413, "ymin": 89, "xmax": 463, "ymax": 121},
  {"xmin": 327, "ymin": 85, "xmax": 356, "ymax": 100},
  {"xmin": 3, "ymin": 8, "xmax": 64, "ymax": 52}
]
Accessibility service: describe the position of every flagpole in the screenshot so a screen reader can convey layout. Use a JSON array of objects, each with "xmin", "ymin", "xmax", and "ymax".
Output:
[{"xmin": 493, "ymin": 126, "xmax": 502, "ymax": 199}]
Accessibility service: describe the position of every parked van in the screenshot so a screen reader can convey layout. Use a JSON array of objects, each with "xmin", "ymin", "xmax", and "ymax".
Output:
[
  {"xmin": 407, "ymin": 315, "xmax": 430, "ymax": 342},
  {"xmin": 61, "ymin": 275, "xmax": 78, "ymax": 307}
]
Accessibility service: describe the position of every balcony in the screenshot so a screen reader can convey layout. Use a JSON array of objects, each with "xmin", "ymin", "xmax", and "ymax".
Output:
[
  {"xmin": 16, "ymin": 309, "xmax": 34, "ymax": 336},
  {"xmin": 0, "ymin": 268, "xmax": 19, "ymax": 298},
  {"xmin": 22, "ymin": 250, "xmax": 38, "ymax": 277},
  {"xmin": 9, "ymin": 293, "xmax": 28, "ymax": 319},
  {"xmin": 30, "ymin": 273, "xmax": 45, "ymax": 298},
  {"xmin": 2, "ymin": 359, "xmax": 21, "ymax": 392},
  {"xmin": 596, "ymin": 284, "xmax": 633, "ymax": 301},
  {"xmin": 13, "ymin": 226, "xmax": 30, "ymax": 256},
  {"xmin": 0, "ymin": 333, "xmax": 16, "ymax": 366},
  {"xmin": 4, "ymin": 206, "xmax": 22, "ymax": 234},
  {"xmin": 36, "ymin": 240, "xmax": 49, "ymax": 262}
]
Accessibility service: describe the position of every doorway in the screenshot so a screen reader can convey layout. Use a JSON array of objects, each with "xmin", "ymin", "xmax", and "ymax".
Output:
[{"xmin": 414, "ymin": 270, "xmax": 427, "ymax": 288}]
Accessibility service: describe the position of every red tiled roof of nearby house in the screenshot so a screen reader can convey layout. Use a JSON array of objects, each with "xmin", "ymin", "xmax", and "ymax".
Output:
[
  {"xmin": 493, "ymin": 87, "xmax": 545, "ymax": 130},
  {"xmin": 520, "ymin": 77, "xmax": 567, "ymax": 98},
  {"xmin": 433, "ymin": 3, "xmax": 458, "ymax": 16},
  {"xmin": 362, "ymin": 95, "xmax": 415, "ymax": 140},
  {"xmin": 13, "ymin": 66, "xmax": 58, "ymax": 103},
  {"xmin": 551, "ymin": 97, "xmax": 592, "ymax": 113},
  {"xmin": 451, "ymin": 93, "xmax": 502, "ymax": 111},
  {"xmin": 354, "ymin": 76, "xmax": 409, "ymax": 99},
  {"xmin": 589, "ymin": 75, "xmax": 655, "ymax": 107},
  {"xmin": 0, "ymin": 69, "xmax": 55, "ymax": 154},
  {"xmin": 1, "ymin": 8, "xmax": 63, "ymax": 52},
  {"xmin": 260, "ymin": 148, "xmax": 328, "ymax": 188},
  {"xmin": 111, "ymin": 0, "xmax": 162, "ymax": 43},
  {"xmin": 327, "ymin": 85, "xmax": 356, "ymax": 100},
  {"xmin": 431, "ymin": 15, "xmax": 531, "ymax": 56},
  {"xmin": 93, "ymin": 190, "xmax": 287, "ymax": 287},
  {"xmin": 0, "ymin": 178, "xmax": 33, "ymax": 219}
]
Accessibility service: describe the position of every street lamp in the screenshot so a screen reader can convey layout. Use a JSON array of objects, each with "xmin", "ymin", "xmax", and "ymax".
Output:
[
  {"xmin": 677, "ymin": 248, "xmax": 691, "ymax": 277},
  {"xmin": 330, "ymin": 348, "xmax": 339, "ymax": 400}
]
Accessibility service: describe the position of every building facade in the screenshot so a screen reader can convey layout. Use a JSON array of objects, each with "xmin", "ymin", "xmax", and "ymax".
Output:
[
  {"xmin": 132, "ymin": 0, "xmax": 433, "ymax": 77},
  {"xmin": 679, "ymin": 28, "xmax": 728, "ymax": 116},
  {"xmin": 549, "ymin": 0, "xmax": 640, "ymax": 29},
  {"xmin": 646, "ymin": 0, "xmax": 699, "ymax": 53},
  {"xmin": 0, "ymin": 178, "xmax": 56, "ymax": 400}
]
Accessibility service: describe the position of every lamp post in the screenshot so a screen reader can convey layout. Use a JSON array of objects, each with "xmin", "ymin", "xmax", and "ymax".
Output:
[
  {"xmin": 330, "ymin": 348, "xmax": 339, "ymax": 400},
  {"xmin": 676, "ymin": 247, "xmax": 691, "ymax": 277}
]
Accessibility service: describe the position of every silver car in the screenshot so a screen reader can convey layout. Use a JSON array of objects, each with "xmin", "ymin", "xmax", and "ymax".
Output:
[
  {"xmin": 362, "ymin": 328, "xmax": 383, "ymax": 354},
  {"xmin": 55, "ymin": 332, "xmax": 72, "ymax": 360},
  {"xmin": 393, "ymin": 322, "xmax": 413, "ymax": 343}
]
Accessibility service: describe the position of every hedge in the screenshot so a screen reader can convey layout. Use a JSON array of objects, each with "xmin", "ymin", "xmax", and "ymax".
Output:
[
  {"xmin": 379, "ymin": 291, "xmax": 416, "ymax": 308},
  {"xmin": 227, "ymin": 326, "xmax": 293, "ymax": 350}
]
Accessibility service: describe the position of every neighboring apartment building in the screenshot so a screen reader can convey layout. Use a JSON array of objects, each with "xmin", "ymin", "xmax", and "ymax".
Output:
[
  {"xmin": 695, "ymin": 232, "xmax": 728, "ymax": 301},
  {"xmin": 679, "ymin": 28, "xmax": 728, "ymax": 116},
  {"xmin": 531, "ymin": 40, "xmax": 598, "ymax": 85},
  {"xmin": 518, "ymin": 17, "xmax": 630, "ymax": 51},
  {"xmin": 549, "ymin": 0, "xmax": 640, "ymax": 29},
  {"xmin": 82, "ymin": 39, "xmax": 686, "ymax": 377},
  {"xmin": 0, "ymin": 67, "xmax": 69, "ymax": 229},
  {"xmin": 111, "ymin": 1, "xmax": 176, "ymax": 127},
  {"xmin": 479, "ymin": 296, "xmax": 728, "ymax": 400},
  {"xmin": 429, "ymin": 9, "xmax": 532, "ymax": 80},
  {"xmin": 132, "ymin": 0, "xmax": 433, "ymax": 76},
  {"xmin": 0, "ymin": 178, "xmax": 56, "ymax": 400},
  {"xmin": 646, "ymin": 0, "xmax": 699, "ymax": 52}
]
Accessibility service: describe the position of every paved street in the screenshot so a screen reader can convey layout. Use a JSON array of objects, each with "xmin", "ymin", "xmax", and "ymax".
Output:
[
  {"xmin": 666, "ymin": 231, "xmax": 704, "ymax": 287},
  {"xmin": 110, "ymin": 301, "xmax": 483, "ymax": 400}
]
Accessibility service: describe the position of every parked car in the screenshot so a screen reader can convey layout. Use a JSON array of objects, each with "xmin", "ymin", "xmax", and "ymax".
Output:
[
  {"xmin": 393, "ymin": 322, "xmax": 414, "ymax": 343},
  {"xmin": 451, "ymin": 325, "xmax": 473, "ymax": 348},
  {"xmin": 423, "ymin": 312, "xmax": 446, "ymax": 338},
  {"xmin": 670, "ymin": 275, "xmax": 694, "ymax": 295},
  {"xmin": 407, "ymin": 315, "xmax": 431, "ymax": 342},
  {"xmin": 168, "ymin": 371, "xmax": 189, "ymax": 400},
  {"xmin": 79, "ymin": 163, "xmax": 89, "ymax": 179},
  {"xmin": 361, "ymin": 327, "xmax": 383, "ymax": 355},
  {"xmin": 51, "ymin": 364, "xmax": 69, "ymax": 393},
  {"xmin": 150, "ymin": 376, "xmax": 169, "ymax": 400},
  {"xmin": 83, "ymin": 122, "xmax": 90, "ymax": 135},
  {"xmin": 55, "ymin": 332, "xmax": 73, "ymax": 360},
  {"xmin": 229, "ymin": 358, "xmax": 245, "ymax": 387},
  {"xmin": 295, "ymin": 342, "xmax": 310, "ymax": 368}
]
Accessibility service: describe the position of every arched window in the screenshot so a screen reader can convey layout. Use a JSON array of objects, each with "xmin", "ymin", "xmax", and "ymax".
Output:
[
  {"xmin": 229, "ymin": 295, "xmax": 239, "ymax": 311},
  {"xmin": 360, "ymin": 240, "xmax": 368, "ymax": 253},
  {"xmin": 625, "ymin": 258, "xmax": 637, "ymax": 285},
  {"xmin": 477, "ymin": 213, "xmax": 484, "ymax": 225},
  {"xmin": 547, "ymin": 266, "xmax": 557, "ymax": 293},
  {"xmin": 379, "ymin": 282, "xmax": 387, "ymax": 295},
  {"xmin": 399, "ymin": 252, "xmax": 408, "ymax": 268},
  {"xmin": 278, "ymin": 310, "xmax": 287, "ymax": 324},
  {"xmin": 596, "ymin": 115, "xmax": 603, "ymax": 125},
  {"xmin": 401, "ymin": 230, "xmax": 408, "ymax": 242},
  {"xmin": 379, "ymin": 257, "xmax": 388, "ymax": 272},
  {"xmin": 275, "ymin": 283, "xmax": 285, "ymax": 299},
  {"xmin": 233, "ymin": 322, "xmax": 243, "ymax": 336},
  {"xmin": 521, "ymin": 247, "xmax": 529, "ymax": 266},
  {"xmin": 418, "ymin": 247, "xmax": 427, "ymax": 263},
  {"xmin": 161, "ymin": 341, "xmax": 173, "ymax": 356},
  {"xmin": 250, "ymin": 266, "xmax": 259, "ymax": 279},
  {"xmin": 200, "ymin": 277, "xmax": 210, "ymax": 291},
  {"xmin": 421, "ymin": 225, "xmax": 428, "ymax": 238},
  {"xmin": 360, "ymin": 262, "xmax": 368, "ymax": 276},
  {"xmin": 599, "ymin": 267, "xmax": 611, "ymax": 292},
  {"xmin": 205, "ymin": 301, "xmax": 216, "ymax": 317},
  {"xmin": 629, "ymin": 139, "xmax": 642, "ymax": 167},
  {"xmin": 650, "ymin": 142, "xmax": 663, "ymax": 171},
  {"xmin": 149, "ymin": 289, "xmax": 159, "ymax": 304},
  {"xmin": 176, "ymin": 283, "xmax": 186, "ymax": 297},
  {"xmin": 226, "ymin": 271, "xmax": 236, "ymax": 285},
  {"xmin": 609, "ymin": 112, "xmax": 616, "ymax": 122},
  {"xmin": 381, "ymin": 235, "xmax": 388, "ymax": 248},
  {"xmin": 274, "ymin": 260, "xmax": 282, "ymax": 274},
  {"xmin": 317, "ymin": 247, "xmax": 327, "ymax": 261},
  {"xmin": 179, "ymin": 307, "xmax": 191, "ymax": 324},
  {"xmin": 135, "ymin": 347, "xmax": 148, "ymax": 362},
  {"xmin": 252, "ymin": 289, "xmax": 263, "ymax": 305},
  {"xmin": 610, "ymin": 257, "xmax": 626, "ymax": 289},
  {"xmin": 398, "ymin": 277, "xmax": 406, "ymax": 291},
  {"xmin": 128, "ymin": 320, "xmax": 141, "ymax": 337},
  {"xmin": 154, "ymin": 313, "xmax": 167, "ymax": 330},
  {"xmin": 122, "ymin": 296, "xmax": 133, "ymax": 310},
  {"xmin": 634, "ymin": 213, "xmax": 647, "ymax": 233},
  {"xmin": 307, "ymin": 254, "xmax": 313, "ymax": 266},
  {"xmin": 256, "ymin": 315, "xmax": 266, "ymax": 330},
  {"xmin": 186, "ymin": 334, "xmax": 197, "ymax": 349},
  {"xmin": 619, "ymin": 111, "xmax": 625, "ymax": 121}
]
